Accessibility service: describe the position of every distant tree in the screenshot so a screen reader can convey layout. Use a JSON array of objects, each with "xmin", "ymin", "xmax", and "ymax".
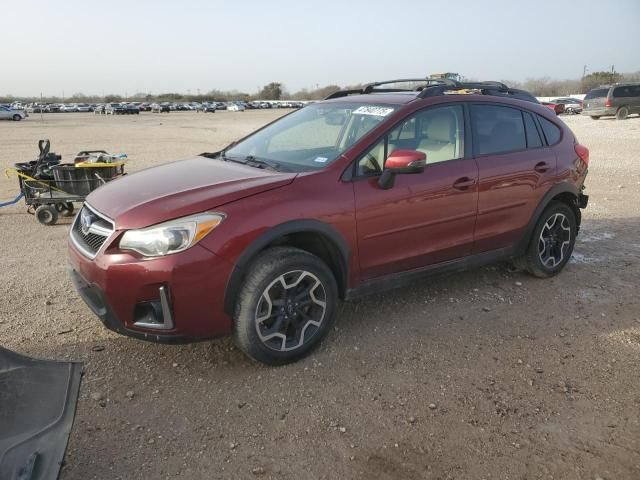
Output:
[
  {"xmin": 581, "ymin": 71, "xmax": 623, "ymax": 93},
  {"xmin": 104, "ymin": 94, "xmax": 123, "ymax": 103},
  {"xmin": 258, "ymin": 82, "xmax": 283, "ymax": 100}
]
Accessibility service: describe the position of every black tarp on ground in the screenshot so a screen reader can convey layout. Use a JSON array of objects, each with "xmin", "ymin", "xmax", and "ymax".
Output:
[{"xmin": 0, "ymin": 347, "xmax": 82, "ymax": 480}]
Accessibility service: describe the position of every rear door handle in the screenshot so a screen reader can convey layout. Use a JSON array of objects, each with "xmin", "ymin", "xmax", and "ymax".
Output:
[
  {"xmin": 452, "ymin": 177, "xmax": 476, "ymax": 190},
  {"xmin": 534, "ymin": 161, "xmax": 550, "ymax": 173}
]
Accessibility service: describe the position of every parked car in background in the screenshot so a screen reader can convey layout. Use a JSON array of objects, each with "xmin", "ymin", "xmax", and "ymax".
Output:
[
  {"xmin": 202, "ymin": 104, "xmax": 217, "ymax": 113},
  {"xmin": 228, "ymin": 103, "xmax": 245, "ymax": 112},
  {"xmin": 138, "ymin": 103, "xmax": 152, "ymax": 112},
  {"xmin": 151, "ymin": 103, "xmax": 170, "ymax": 113},
  {"xmin": 27, "ymin": 104, "xmax": 47, "ymax": 113},
  {"xmin": 76, "ymin": 104, "xmax": 91, "ymax": 112},
  {"xmin": 542, "ymin": 102, "xmax": 565, "ymax": 115},
  {"xmin": 60, "ymin": 104, "xmax": 79, "ymax": 112},
  {"xmin": 583, "ymin": 83, "xmax": 640, "ymax": 120},
  {"xmin": 94, "ymin": 105, "xmax": 105, "ymax": 114},
  {"xmin": 48, "ymin": 104, "xmax": 62, "ymax": 113},
  {"xmin": 69, "ymin": 78, "xmax": 590, "ymax": 365},
  {"xmin": 215, "ymin": 102, "xmax": 227, "ymax": 110},
  {"xmin": 0, "ymin": 105, "xmax": 28, "ymax": 121},
  {"xmin": 552, "ymin": 98, "xmax": 583, "ymax": 114},
  {"xmin": 125, "ymin": 104, "xmax": 140, "ymax": 114},
  {"xmin": 105, "ymin": 103, "xmax": 126, "ymax": 115}
]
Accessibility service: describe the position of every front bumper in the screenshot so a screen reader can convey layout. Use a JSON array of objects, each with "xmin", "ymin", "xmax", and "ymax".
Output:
[{"xmin": 68, "ymin": 239, "xmax": 234, "ymax": 342}]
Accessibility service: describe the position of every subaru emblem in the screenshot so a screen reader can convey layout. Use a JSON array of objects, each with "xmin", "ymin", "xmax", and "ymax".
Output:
[{"xmin": 80, "ymin": 209, "xmax": 94, "ymax": 235}]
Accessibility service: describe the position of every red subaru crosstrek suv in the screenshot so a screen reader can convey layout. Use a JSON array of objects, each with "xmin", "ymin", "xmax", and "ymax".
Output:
[{"xmin": 69, "ymin": 79, "xmax": 589, "ymax": 365}]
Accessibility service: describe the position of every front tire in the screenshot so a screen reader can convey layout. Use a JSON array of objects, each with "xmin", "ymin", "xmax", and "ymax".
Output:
[
  {"xmin": 13, "ymin": 114, "xmax": 22, "ymax": 121},
  {"xmin": 517, "ymin": 202, "xmax": 577, "ymax": 278},
  {"xmin": 590, "ymin": 116, "xmax": 600, "ymax": 120},
  {"xmin": 233, "ymin": 247, "xmax": 338, "ymax": 365}
]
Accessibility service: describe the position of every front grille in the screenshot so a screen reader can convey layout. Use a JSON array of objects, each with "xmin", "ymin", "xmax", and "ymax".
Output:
[{"xmin": 70, "ymin": 204, "xmax": 114, "ymax": 258}]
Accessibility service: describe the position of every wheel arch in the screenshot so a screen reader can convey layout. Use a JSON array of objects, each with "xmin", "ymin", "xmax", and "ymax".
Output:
[
  {"xmin": 223, "ymin": 220, "xmax": 351, "ymax": 315},
  {"xmin": 515, "ymin": 183, "xmax": 581, "ymax": 256}
]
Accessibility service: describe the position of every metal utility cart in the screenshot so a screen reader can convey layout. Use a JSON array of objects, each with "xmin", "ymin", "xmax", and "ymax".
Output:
[{"xmin": 4, "ymin": 140, "xmax": 125, "ymax": 225}]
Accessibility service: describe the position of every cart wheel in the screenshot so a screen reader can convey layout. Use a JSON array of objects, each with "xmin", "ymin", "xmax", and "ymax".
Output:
[{"xmin": 35, "ymin": 205, "xmax": 58, "ymax": 225}]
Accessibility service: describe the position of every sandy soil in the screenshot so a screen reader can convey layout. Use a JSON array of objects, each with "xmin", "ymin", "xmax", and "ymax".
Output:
[{"xmin": 1, "ymin": 111, "xmax": 639, "ymax": 480}]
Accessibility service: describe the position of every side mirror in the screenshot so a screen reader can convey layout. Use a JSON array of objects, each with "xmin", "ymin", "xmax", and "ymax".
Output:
[{"xmin": 378, "ymin": 150, "xmax": 426, "ymax": 190}]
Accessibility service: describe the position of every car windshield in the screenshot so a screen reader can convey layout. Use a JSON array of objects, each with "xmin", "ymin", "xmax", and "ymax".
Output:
[{"xmin": 223, "ymin": 102, "xmax": 398, "ymax": 171}]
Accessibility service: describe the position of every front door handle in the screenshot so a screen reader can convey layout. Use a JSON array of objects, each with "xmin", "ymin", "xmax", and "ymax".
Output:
[
  {"xmin": 534, "ymin": 161, "xmax": 550, "ymax": 173},
  {"xmin": 453, "ymin": 177, "xmax": 476, "ymax": 190}
]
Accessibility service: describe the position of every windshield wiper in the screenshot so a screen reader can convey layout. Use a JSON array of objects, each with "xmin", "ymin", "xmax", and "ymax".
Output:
[{"xmin": 241, "ymin": 155, "xmax": 283, "ymax": 171}]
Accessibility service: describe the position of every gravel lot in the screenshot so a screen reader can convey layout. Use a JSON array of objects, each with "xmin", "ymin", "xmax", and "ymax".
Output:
[{"xmin": 1, "ymin": 111, "xmax": 639, "ymax": 480}]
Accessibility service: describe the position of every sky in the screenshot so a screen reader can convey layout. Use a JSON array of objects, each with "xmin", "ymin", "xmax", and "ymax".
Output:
[{"xmin": 2, "ymin": 0, "xmax": 639, "ymax": 97}]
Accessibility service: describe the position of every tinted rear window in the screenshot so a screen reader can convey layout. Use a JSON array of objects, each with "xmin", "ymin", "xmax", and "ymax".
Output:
[
  {"xmin": 538, "ymin": 116, "xmax": 561, "ymax": 145},
  {"xmin": 613, "ymin": 85, "xmax": 640, "ymax": 98},
  {"xmin": 584, "ymin": 88, "xmax": 609, "ymax": 100},
  {"xmin": 470, "ymin": 105, "xmax": 526, "ymax": 155}
]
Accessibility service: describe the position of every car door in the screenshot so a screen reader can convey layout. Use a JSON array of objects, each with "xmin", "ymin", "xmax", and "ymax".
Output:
[
  {"xmin": 353, "ymin": 104, "xmax": 479, "ymax": 280},
  {"xmin": 470, "ymin": 104, "xmax": 556, "ymax": 254},
  {"xmin": 0, "ymin": 107, "xmax": 10, "ymax": 119}
]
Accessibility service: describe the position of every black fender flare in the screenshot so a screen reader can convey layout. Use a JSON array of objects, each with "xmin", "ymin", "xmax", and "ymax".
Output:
[
  {"xmin": 223, "ymin": 219, "xmax": 352, "ymax": 315},
  {"xmin": 514, "ymin": 183, "xmax": 580, "ymax": 256}
]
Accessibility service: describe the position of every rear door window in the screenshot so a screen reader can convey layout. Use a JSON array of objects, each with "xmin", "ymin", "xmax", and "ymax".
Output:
[
  {"xmin": 470, "ymin": 105, "xmax": 526, "ymax": 156},
  {"xmin": 613, "ymin": 86, "xmax": 639, "ymax": 98},
  {"xmin": 538, "ymin": 116, "xmax": 561, "ymax": 145},
  {"xmin": 523, "ymin": 112, "xmax": 543, "ymax": 148}
]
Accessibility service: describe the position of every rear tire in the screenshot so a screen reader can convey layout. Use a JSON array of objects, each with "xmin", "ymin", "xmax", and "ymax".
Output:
[
  {"xmin": 516, "ymin": 202, "xmax": 577, "ymax": 278},
  {"xmin": 35, "ymin": 205, "xmax": 58, "ymax": 225},
  {"xmin": 12, "ymin": 114, "xmax": 21, "ymax": 121},
  {"xmin": 590, "ymin": 116, "xmax": 600, "ymax": 120},
  {"xmin": 233, "ymin": 247, "xmax": 338, "ymax": 365},
  {"xmin": 616, "ymin": 107, "xmax": 629, "ymax": 120}
]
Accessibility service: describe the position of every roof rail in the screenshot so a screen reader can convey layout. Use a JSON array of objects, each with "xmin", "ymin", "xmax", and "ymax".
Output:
[
  {"xmin": 417, "ymin": 81, "xmax": 510, "ymax": 98},
  {"xmin": 324, "ymin": 78, "xmax": 457, "ymax": 99},
  {"xmin": 323, "ymin": 79, "xmax": 539, "ymax": 103}
]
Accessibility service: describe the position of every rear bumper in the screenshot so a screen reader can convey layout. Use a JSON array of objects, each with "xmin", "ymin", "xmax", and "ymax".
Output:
[
  {"xmin": 68, "ymin": 239, "xmax": 235, "ymax": 342},
  {"xmin": 583, "ymin": 107, "xmax": 616, "ymax": 117}
]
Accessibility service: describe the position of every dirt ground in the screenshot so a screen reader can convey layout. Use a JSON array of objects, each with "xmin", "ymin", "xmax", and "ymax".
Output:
[{"xmin": 1, "ymin": 111, "xmax": 639, "ymax": 480}]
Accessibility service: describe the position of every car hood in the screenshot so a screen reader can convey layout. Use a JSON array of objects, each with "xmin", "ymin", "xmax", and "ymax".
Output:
[{"xmin": 87, "ymin": 156, "xmax": 297, "ymax": 229}]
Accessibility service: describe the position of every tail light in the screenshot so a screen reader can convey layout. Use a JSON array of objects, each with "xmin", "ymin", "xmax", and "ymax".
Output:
[
  {"xmin": 575, "ymin": 143, "xmax": 589, "ymax": 167},
  {"xmin": 605, "ymin": 98, "xmax": 612, "ymax": 108}
]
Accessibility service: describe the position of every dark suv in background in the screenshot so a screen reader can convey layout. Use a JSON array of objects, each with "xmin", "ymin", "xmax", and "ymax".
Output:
[
  {"xmin": 69, "ymin": 79, "xmax": 590, "ymax": 365},
  {"xmin": 583, "ymin": 83, "xmax": 640, "ymax": 120}
]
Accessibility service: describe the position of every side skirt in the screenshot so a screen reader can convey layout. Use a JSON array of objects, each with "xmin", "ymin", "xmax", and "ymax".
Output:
[{"xmin": 345, "ymin": 247, "xmax": 514, "ymax": 300}]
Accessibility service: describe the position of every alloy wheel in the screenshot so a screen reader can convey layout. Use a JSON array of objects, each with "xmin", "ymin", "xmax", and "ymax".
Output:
[
  {"xmin": 255, "ymin": 270, "xmax": 327, "ymax": 352},
  {"xmin": 538, "ymin": 213, "xmax": 571, "ymax": 268}
]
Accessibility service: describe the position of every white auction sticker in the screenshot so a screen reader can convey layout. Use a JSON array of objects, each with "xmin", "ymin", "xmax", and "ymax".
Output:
[
  {"xmin": 353, "ymin": 106, "xmax": 395, "ymax": 117},
  {"xmin": 313, "ymin": 157, "xmax": 329, "ymax": 163}
]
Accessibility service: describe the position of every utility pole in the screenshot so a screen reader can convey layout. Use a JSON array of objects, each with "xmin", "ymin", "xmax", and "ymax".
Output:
[{"xmin": 582, "ymin": 65, "xmax": 587, "ymax": 78}]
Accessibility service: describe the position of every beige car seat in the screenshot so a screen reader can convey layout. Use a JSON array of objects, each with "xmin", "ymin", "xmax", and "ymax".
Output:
[{"xmin": 417, "ymin": 110, "xmax": 458, "ymax": 164}]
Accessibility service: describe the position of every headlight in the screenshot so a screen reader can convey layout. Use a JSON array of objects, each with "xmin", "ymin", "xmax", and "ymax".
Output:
[{"xmin": 119, "ymin": 212, "xmax": 224, "ymax": 257}]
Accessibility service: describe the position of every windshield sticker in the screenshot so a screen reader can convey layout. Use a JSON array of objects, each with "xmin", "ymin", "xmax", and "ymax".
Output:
[
  {"xmin": 313, "ymin": 157, "xmax": 329, "ymax": 163},
  {"xmin": 353, "ymin": 106, "xmax": 394, "ymax": 117}
]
